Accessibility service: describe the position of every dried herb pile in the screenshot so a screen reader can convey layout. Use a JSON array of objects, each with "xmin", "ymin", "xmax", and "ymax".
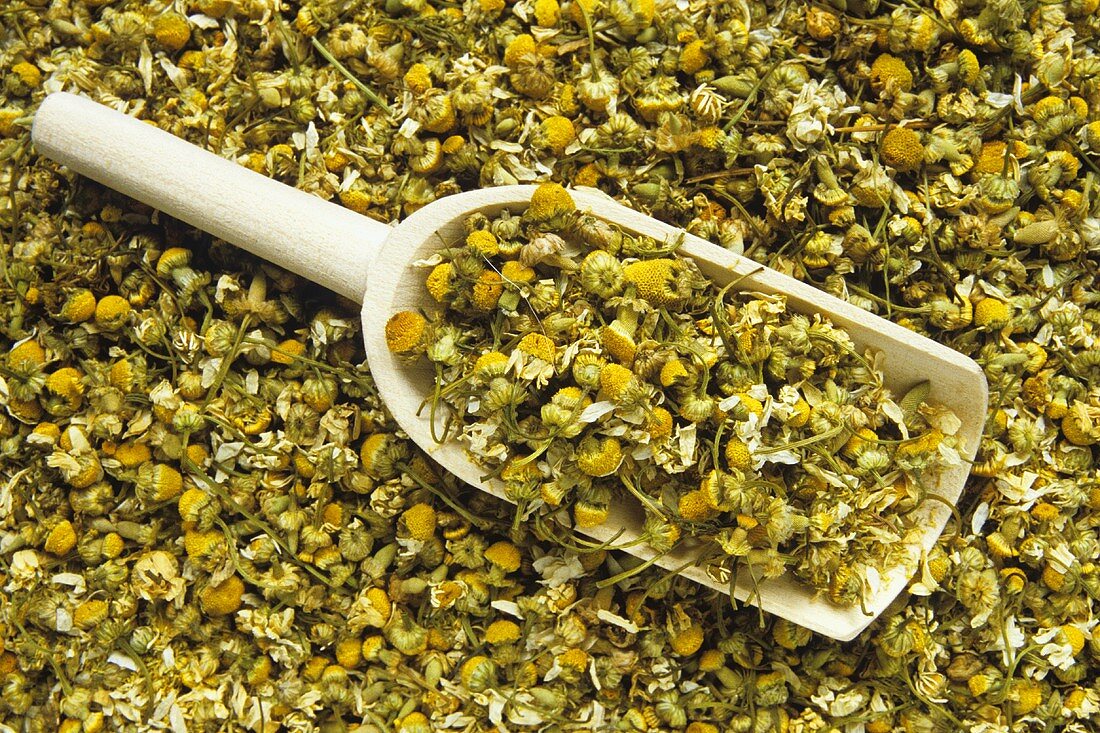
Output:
[{"xmin": 2, "ymin": 0, "xmax": 1100, "ymax": 731}]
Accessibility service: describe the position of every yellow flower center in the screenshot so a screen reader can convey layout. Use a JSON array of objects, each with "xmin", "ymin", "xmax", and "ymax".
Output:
[
  {"xmin": 527, "ymin": 182, "xmax": 576, "ymax": 221},
  {"xmin": 401, "ymin": 503, "xmax": 438, "ymax": 541},
  {"xmin": 517, "ymin": 332, "xmax": 556, "ymax": 363},
  {"xmin": 385, "ymin": 310, "xmax": 427, "ymax": 353},
  {"xmin": 484, "ymin": 541, "xmax": 522, "ymax": 572},
  {"xmin": 622, "ymin": 259, "xmax": 684, "ymax": 306},
  {"xmin": 880, "ymin": 127, "xmax": 924, "ymax": 172}
]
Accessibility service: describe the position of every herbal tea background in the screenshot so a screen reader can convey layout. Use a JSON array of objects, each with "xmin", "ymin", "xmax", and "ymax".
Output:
[{"xmin": 1, "ymin": 0, "xmax": 1098, "ymax": 731}]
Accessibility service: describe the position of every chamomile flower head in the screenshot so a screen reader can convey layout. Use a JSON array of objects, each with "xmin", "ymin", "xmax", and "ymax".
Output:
[
  {"xmin": 527, "ymin": 183, "xmax": 576, "ymax": 223},
  {"xmin": 880, "ymin": 127, "xmax": 924, "ymax": 172},
  {"xmin": 385, "ymin": 311, "xmax": 428, "ymax": 354}
]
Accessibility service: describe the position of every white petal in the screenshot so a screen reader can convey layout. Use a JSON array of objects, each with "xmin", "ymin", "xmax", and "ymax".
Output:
[
  {"xmin": 971, "ymin": 501, "xmax": 990, "ymax": 534},
  {"xmin": 596, "ymin": 609, "xmax": 639, "ymax": 634}
]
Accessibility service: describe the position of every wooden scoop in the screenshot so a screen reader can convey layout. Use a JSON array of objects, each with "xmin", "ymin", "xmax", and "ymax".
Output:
[{"xmin": 32, "ymin": 92, "xmax": 987, "ymax": 640}]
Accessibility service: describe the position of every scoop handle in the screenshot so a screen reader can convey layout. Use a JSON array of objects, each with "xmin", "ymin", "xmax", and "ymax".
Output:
[{"xmin": 31, "ymin": 92, "xmax": 389, "ymax": 302}]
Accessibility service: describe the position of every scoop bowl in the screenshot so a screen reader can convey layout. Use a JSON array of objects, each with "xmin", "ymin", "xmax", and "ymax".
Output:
[{"xmin": 33, "ymin": 92, "xmax": 987, "ymax": 640}]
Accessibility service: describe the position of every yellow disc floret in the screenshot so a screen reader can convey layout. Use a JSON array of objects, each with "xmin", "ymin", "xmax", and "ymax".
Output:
[
  {"xmin": 725, "ymin": 438, "xmax": 751, "ymax": 470},
  {"xmin": 115, "ymin": 441, "xmax": 152, "ymax": 468},
  {"xmin": 1065, "ymin": 688, "xmax": 1088, "ymax": 713},
  {"xmin": 32, "ymin": 422, "xmax": 60, "ymax": 442},
  {"xmin": 957, "ymin": 49, "xmax": 980, "ymax": 85},
  {"xmin": 880, "ymin": 127, "xmax": 924, "ymax": 172},
  {"xmin": 108, "ymin": 359, "xmax": 136, "ymax": 390},
  {"xmin": 46, "ymin": 367, "xmax": 84, "ymax": 403},
  {"xmin": 786, "ymin": 398, "xmax": 811, "ymax": 428},
  {"xmin": 467, "ymin": 230, "xmax": 500, "ymax": 256},
  {"xmin": 647, "ymin": 406, "xmax": 674, "ymax": 442},
  {"xmin": 1030, "ymin": 501, "xmax": 1059, "ymax": 522},
  {"xmin": 697, "ymin": 649, "xmax": 724, "ymax": 672},
  {"xmin": 517, "ymin": 332, "xmax": 556, "ymax": 363},
  {"xmin": 44, "ymin": 520, "xmax": 77, "ymax": 556},
  {"xmin": 678, "ymin": 490, "xmax": 717, "ymax": 521},
  {"xmin": 336, "ymin": 638, "xmax": 362, "ymax": 669},
  {"xmin": 1011, "ymin": 680, "xmax": 1042, "ymax": 715},
  {"xmin": 442, "ymin": 134, "xmax": 465, "ymax": 154},
  {"xmin": 153, "ymin": 13, "xmax": 191, "ymax": 51},
  {"xmin": 460, "ymin": 655, "xmax": 495, "ymax": 690},
  {"xmin": 1059, "ymin": 625, "xmax": 1086, "ymax": 656},
  {"xmin": 339, "ymin": 189, "xmax": 372, "ymax": 215},
  {"xmin": 669, "ymin": 623, "xmax": 705, "ymax": 655},
  {"xmin": 426, "ymin": 262, "xmax": 455, "ymax": 302},
  {"xmin": 12, "ymin": 62, "xmax": 42, "ymax": 88},
  {"xmin": 139, "ymin": 463, "xmax": 184, "ymax": 502},
  {"xmin": 686, "ymin": 724, "xmax": 719, "ymax": 733},
  {"xmin": 870, "ymin": 53, "xmax": 914, "ymax": 93},
  {"xmin": 93, "ymin": 295, "xmax": 132, "ymax": 327},
  {"xmin": 732, "ymin": 393, "xmax": 764, "ymax": 419},
  {"xmin": 485, "ymin": 619, "xmax": 522, "ymax": 644},
  {"xmin": 473, "ymin": 351, "xmax": 509, "ymax": 379},
  {"xmin": 599, "ymin": 363, "xmax": 636, "ymax": 401},
  {"xmin": 199, "ymin": 575, "xmax": 245, "ymax": 616},
  {"xmin": 8, "ymin": 339, "xmax": 46, "ymax": 369},
  {"xmin": 660, "ymin": 358, "xmax": 690, "ymax": 387},
  {"xmin": 59, "ymin": 289, "xmax": 96, "ymax": 323},
  {"xmin": 574, "ymin": 500, "xmax": 609, "ymax": 528},
  {"xmin": 679, "ymin": 40, "xmax": 708, "ymax": 74},
  {"xmin": 558, "ymin": 648, "xmax": 589, "ymax": 670},
  {"xmin": 600, "ymin": 321, "xmax": 637, "ymax": 363},
  {"xmin": 502, "ymin": 455, "xmax": 541, "ymax": 484},
  {"xmin": 622, "ymin": 259, "xmax": 683, "ymax": 306},
  {"xmin": 401, "ymin": 503, "xmax": 438, "ymax": 541},
  {"xmin": 574, "ymin": 162, "xmax": 602, "ymax": 187},
  {"xmin": 404, "ymin": 63, "xmax": 432, "ymax": 94},
  {"xmin": 533, "ymin": 0, "xmax": 560, "ymax": 26},
  {"xmin": 185, "ymin": 529, "xmax": 224, "ymax": 563},
  {"xmin": 504, "ymin": 34, "xmax": 537, "ymax": 68},
  {"xmin": 472, "ymin": 271, "xmax": 504, "ymax": 311},
  {"xmin": 0, "ymin": 108, "xmax": 22, "ymax": 138},
  {"xmin": 73, "ymin": 599, "xmax": 109, "ymax": 628},
  {"xmin": 1032, "ymin": 96, "xmax": 1065, "ymax": 123},
  {"xmin": 842, "ymin": 427, "xmax": 878, "ymax": 458},
  {"xmin": 576, "ymin": 436, "xmax": 623, "ymax": 477},
  {"xmin": 9, "ymin": 397, "xmax": 42, "ymax": 421},
  {"xmin": 366, "ymin": 587, "xmax": 392, "ymax": 624},
  {"xmin": 542, "ymin": 115, "xmax": 575, "ymax": 155},
  {"xmin": 396, "ymin": 713, "xmax": 430, "ymax": 733},
  {"xmin": 501, "ymin": 260, "xmax": 536, "ymax": 283},
  {"xmin": 178, "ymin": 487, "xmax": 210, "ymax": 527},
  {"xmin": 421, "ymin": 94, "xmax": 456, "ymax": 133},
  {"xmin": 527, "ymin": 183, "xmax": 576, "ymax": 222},
  {"xmin": 271, "ymin": 338, "xmax": 305, "ymax": 365},
  {"xmin": 967, "ymin": 673, "xmax": 993, "ymax": 697},
  {"xmin": 385, "ymin": 311, "xmax": 427, "ymax": 354},
  {"xmin": 973, "ymin": 297, "xmax": 1010, "ymax": 328},
  {"xmin": 1085, "ymin": 121, "xmax": 1100, "ymax": 151},
  {"xmin": 897, "ymin": 429, "xmax": 944, "ymax": 457},
  {"xmin": 1061, "ymin": 404, "xmax": 1098, "ymax": 446},
  {"xmin": 806, "ymin": 6, "xmax": 840, "ymax": 40},
  {"xmin": 360, "ymin": 433, "xmax": 391, "ymax": 476},
  {"xmin": 975, "ymin": 141, "xmax": 1011, "ymax": 176},
  {"xmin": 484, "ymin": 541, "xmax": 522, "ymax": 572}
]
